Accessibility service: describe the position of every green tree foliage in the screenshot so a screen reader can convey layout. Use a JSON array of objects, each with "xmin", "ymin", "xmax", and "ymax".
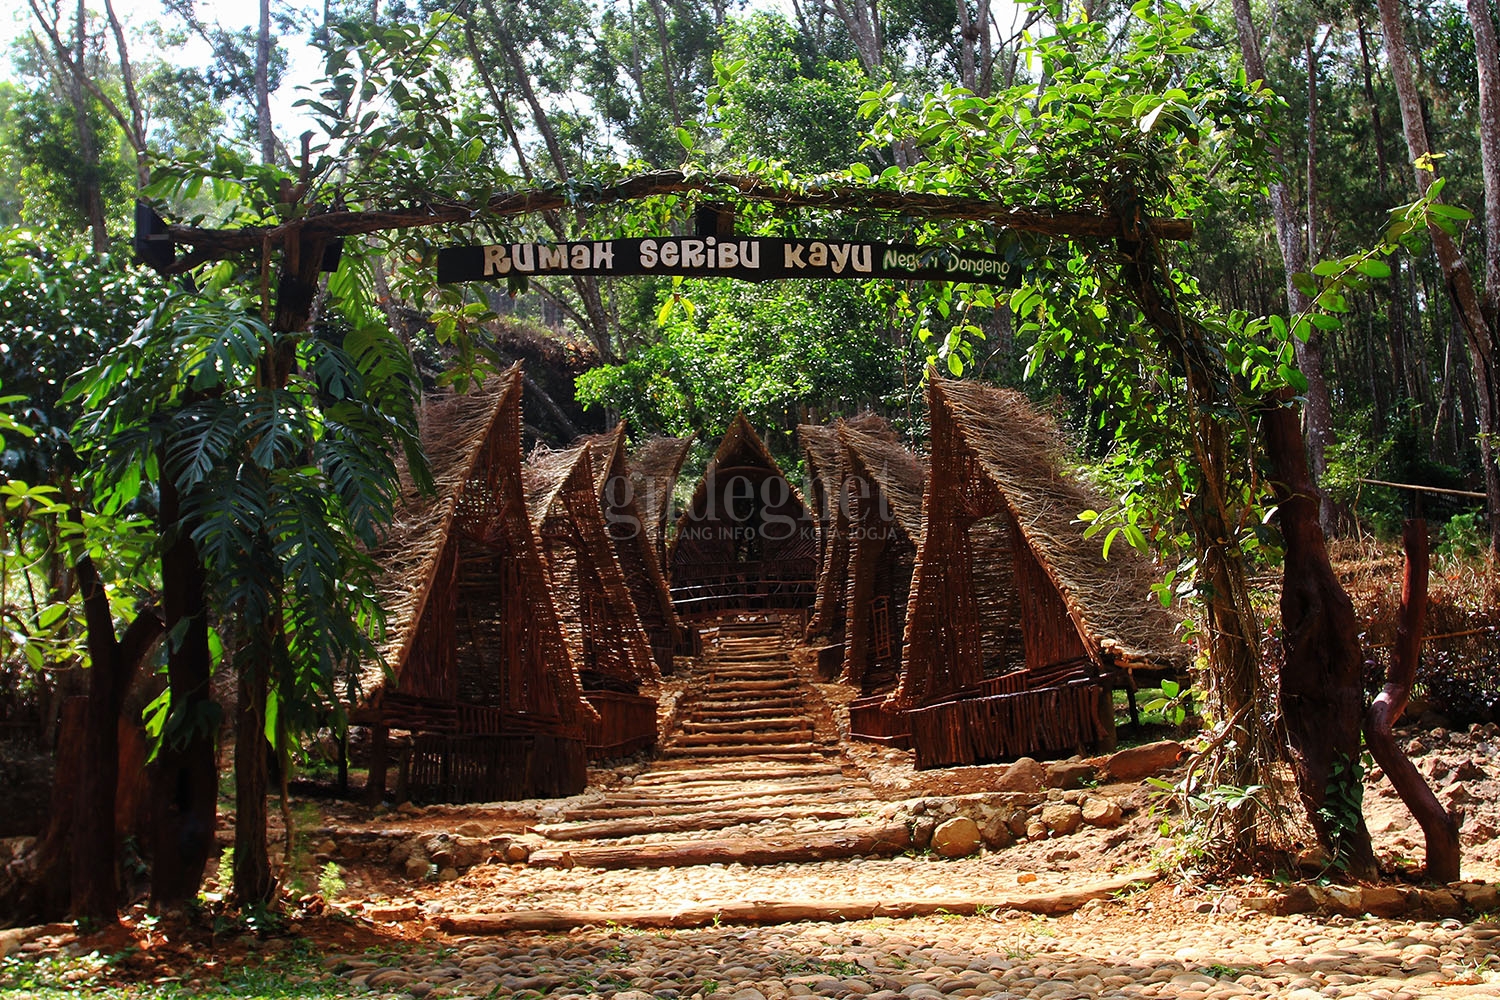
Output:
[
  {"xmin": 576, "ymin": 278, "xmax": 900, "ymax": 434},
  {"xmin": 703, "ymin": 14, "xmax": 872, "ymax": 172}
]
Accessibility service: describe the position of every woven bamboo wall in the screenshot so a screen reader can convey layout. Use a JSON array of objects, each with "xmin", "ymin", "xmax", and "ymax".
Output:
[
  {"xmin": 669, "ymin": 412, "xmax": 817, "ymax": 615},
  {"xmin": 581, "ymin": 425, "xmax": 685, "ymax": 673},
  {"xmin": 364, "ymin": 366, "xmax": 592, "ymax": 743}
]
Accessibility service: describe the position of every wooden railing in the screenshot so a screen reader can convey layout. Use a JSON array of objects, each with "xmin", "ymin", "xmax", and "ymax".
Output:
[{"xmin": 908, "ymin": 679, "xmax": 1114, "ymax": 769}]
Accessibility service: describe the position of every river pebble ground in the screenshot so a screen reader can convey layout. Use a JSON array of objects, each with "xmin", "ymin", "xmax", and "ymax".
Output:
[{"xmin": 328, "ymin": 885, "xmax": 1500, "ymax": 1000}]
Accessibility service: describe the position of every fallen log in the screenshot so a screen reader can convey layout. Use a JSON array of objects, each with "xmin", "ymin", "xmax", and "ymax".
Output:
[
  {"xmin": 527, "ymin": 824, "xmax": 911, "ymax": 869},
  {"xmin": 437, "ymin": 872, "xmax": 1159, "ymax": 933}
]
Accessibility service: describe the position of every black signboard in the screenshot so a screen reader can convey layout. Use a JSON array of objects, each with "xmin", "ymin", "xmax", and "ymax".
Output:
[{"xmin": 436, "ymin": 237, "xmax": 1023, "ymax": 287}]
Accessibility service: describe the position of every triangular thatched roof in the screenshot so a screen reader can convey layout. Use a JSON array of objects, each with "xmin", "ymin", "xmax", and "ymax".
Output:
[
  {"xmin": 572, "ymin": 422, "xmax": 684, "ymax": 673},
  {"xmin": 626, "ymin": 434, "xmax": 694, "ymax": 559},
  {"xmin": 358, "ymin": 363, "xmax": 594, "ymax": 727},
  {"xmin": 838, "ymin": 420, "xmax": 927, "ymax": 545},
  {"xmin": 524, "ymin": 443, "xmax": 659, "ymax": 686},
  {"xmin": 934, "ymin": 376, "xmax": 1187, "ymax": 672}
]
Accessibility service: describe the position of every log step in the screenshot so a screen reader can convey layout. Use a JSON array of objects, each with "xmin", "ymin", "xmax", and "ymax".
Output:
[
  {"xmin": 660, "ymin": 744, "xmax": 827, "ymax": 760},
  {"xmin": 669, "ymin": 731, "xmax": 815, "ymax": 748},
  {"xmin": 527, "ymin": 824, "xmax": 910, "ymax": 870},
  {"xmin": 681, "ymin": 718, "xmax": 810, "ymax": 733},
  {"xmin": 537, "ymin": 804, "xmax": 870, "ymax": 840}
]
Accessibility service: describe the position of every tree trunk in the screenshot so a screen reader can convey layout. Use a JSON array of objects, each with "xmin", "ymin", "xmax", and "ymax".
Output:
[
  {"xmin": 233, "ymin": 662, "xmax": 275, "ymax": 905},
  {"xmin": 66, "ymin": 0, "xmax": 108, "ymax": 252},
  {"xmin": 1470, "ymin": 0, "xmax": 1500, "ymax": 319},
  {"xmin": 71, "ymin": 552, "xmax": 164, "ymax": 925},
  {"xmin": 1264, "ymin": 395, "xmax": 1375, "ymax": 876},
  {"xmin": 1364, "ymin": 519, "xmax": 1460, "ymax": 882},
  {"xmin": 1376, "ymin": 0, "xmax": 1500, "ymax": 556},
  {"xmin": 150, "ymin": 480, "xmax": 219, "ymax": 910},
  {"xmin": 256, "ymin": 0, "xmax": 275, "ymax": 165},
  {"xmin": 1115, "ymin": 198, "xmax": 1276, "ymax": 865},
  {"xmin": 1231, "ymin": 0, "xmax": 1338, "ymax": 532}
]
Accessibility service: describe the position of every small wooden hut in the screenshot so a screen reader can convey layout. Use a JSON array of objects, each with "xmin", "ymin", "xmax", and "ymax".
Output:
[
  {"xmin": 839, "ymin": 421, "xmax": 926, "ymax": 745},
  {"xmin": 525, "ymin": 444, "xmax": 661, "ymax": 759},
  {"xmin": 626, "ymin": 434, "xmax": 695, "ymax": 567},
  {"xmin": 578, "ymin": 423, "xmax": 686, "ymax": 674},
  {"xmin": 799, "ymin": 423, "xmax": 849, "ymax": 647},
  {"xmin": 668, "ymin": 412, "xmax": 818, "ymax": 617},
  {"xmin": 890, "ymin": 376, "xmax": 1187, "ymax": 768},
  {"xmin": 354, "ymin": 364, "xmax": 593, "ymax": 803}
]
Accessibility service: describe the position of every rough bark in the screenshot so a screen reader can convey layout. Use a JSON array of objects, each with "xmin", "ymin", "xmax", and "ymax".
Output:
[
  {"xmin": 1364, "ymin": 519, "xmax": 1460, "ymax": 883},
  {"xmin": 71, "ymin": 552, "xmax": 163, "ymax": 924},
  {"xmin": 232, "ymin": 663, "xmax": 275, "ymax": 905},
  {"xmin": 1376, "ymin": 0, "xmax": 1500, "ymax": 556},
  {"xmin": 1264, "ymin": 396, "xmax": 1376, "ymax": 879},
  {"xmin": 150, "ymin": 478, "xmax": 219, "ymax": 910}
]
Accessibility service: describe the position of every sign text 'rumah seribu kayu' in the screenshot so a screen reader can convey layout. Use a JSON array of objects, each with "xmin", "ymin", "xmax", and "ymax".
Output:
[{"xmin": 436, "ymin": 236, "xmax": 1023, "ymax": 287}]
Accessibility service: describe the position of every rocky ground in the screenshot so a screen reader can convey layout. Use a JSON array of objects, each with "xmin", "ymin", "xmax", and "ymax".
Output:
[{"xmin": 7, "ymin": 619, "xmax": 1500, "ymax": 999}]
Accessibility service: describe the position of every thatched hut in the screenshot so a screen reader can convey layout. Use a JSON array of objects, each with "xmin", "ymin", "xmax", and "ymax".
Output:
[
  {"xmin": 354, "ymin": 364, "xmax": 593, "ymax": 803},
  {"xmin": 524, "ymin": 443, "xmax": 661, "ymax": 759},
  {"xmin": 626, "ymin": 434, "xmax": 695, "ymax": 567},
  {"xmin": 799, "ymin": 423, "xmax": 850, "ymax": 646},
  {"xmin": 891, "ymin": 375, "xmax": 1187, "ymax": 768},
  {"xmin": 839, "ymin": 421, "xmax": 926, "ymax": 745},
  {"xmin": 577, "ymin": 424, "xmax": 686, "ymax": 674},
  {"xmin": 668, "ymin": 412, "xmax": 817, "ymax": 617}
]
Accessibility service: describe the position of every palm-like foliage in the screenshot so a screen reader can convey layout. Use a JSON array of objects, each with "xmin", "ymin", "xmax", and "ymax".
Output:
[{"xmin": 67, "ymin": 261, "xmax": 424, "ymax": 754}]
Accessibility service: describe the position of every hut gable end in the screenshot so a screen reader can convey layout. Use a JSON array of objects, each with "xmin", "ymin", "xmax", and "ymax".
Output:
[{"xmin": 935, "ymin": 377, "xmax": 1186, "ymax": 673}]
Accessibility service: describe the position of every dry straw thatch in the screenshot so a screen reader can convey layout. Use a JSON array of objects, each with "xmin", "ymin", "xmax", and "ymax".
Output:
[
  {"xmin": 799, "ymin": 422, "xmax": 850, "ymax": 641},
  {"xmin": 576, "ymin": 424, "xmax": 685, "ymax": 673},
  {"xmin": 626, "ymin": 434, "xmax": 695, "ymax": 563},
  {"xmin": 837, "ymin": 419, "xmax": 926, "ymax": 694},
  {"xmin": 358, "ymin": 363, "xmax": 593, "ymax": 735},
  {"xmin": 892, "ymin": 375, "xmax": 1185, "ymax": 714},
  {"xmin": 523, "ymin": 442, "xmax": 659, "ymax": 689}
]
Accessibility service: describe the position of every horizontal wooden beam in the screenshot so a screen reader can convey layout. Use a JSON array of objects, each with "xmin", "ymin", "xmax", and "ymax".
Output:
[{"xmin": 155, "ymin": 171, "xmax": 1194, "ymax": 274}]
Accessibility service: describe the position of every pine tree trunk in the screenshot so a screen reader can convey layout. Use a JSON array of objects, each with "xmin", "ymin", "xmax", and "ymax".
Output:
[
  {"xmin": 1231, "ymin": 0, "xmax": 1338, "ymax": 532},
  {"xmin": 1376, "ymin": 0, "xmax": 1500, "ymax": 556}
]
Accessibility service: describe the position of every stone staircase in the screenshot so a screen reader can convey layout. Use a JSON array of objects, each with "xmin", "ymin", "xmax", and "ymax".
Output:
[{"xmin": 527, "ymin": 616, "xmax": 908, "ymax": 869}]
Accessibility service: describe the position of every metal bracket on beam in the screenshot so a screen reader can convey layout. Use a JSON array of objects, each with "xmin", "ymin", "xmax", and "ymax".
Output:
[
  {"xmin": 695, "ymin": 204, "xmax": 735, "ymax": 238},
  {"xmin": 133, "ymin": 201, "xmax": 174, "ymax": 272}
]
